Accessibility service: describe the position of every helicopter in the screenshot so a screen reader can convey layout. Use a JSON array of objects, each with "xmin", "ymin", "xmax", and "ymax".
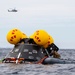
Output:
[{"xmin": 8, "ymin": 8, "xmax": 18, "ymax": 12}]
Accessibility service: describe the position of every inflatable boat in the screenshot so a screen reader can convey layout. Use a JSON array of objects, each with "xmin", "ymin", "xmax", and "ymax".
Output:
[{"xmin": 2, "ymin": 43, "xmax": 75, "ymax": 64}]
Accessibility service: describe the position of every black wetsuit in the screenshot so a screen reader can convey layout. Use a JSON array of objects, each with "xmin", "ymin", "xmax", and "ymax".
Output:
[{"xmin": 44, "ymin": 43, "xmax": 59, "ymax": 56}]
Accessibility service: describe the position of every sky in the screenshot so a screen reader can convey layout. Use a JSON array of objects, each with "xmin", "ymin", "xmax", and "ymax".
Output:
[{"xmin": 0, "ymin": 0, "xmax": 75, "ymax": 49}]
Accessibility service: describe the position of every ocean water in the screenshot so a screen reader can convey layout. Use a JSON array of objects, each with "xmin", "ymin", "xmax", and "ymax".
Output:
[{"xmin": 0, "ymin": 48, "xmax": 75, "ymax": 75}]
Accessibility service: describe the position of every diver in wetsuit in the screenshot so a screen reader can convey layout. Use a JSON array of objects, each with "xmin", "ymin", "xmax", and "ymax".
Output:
[{"xmin": 44, "ymin": 43, "xmax": 61, "ymax": 58}]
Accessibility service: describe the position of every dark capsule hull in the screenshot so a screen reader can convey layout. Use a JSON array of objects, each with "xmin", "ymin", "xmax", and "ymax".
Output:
[{"xmin": 2, "ymin": 44, "xmax": 45, "ymax": 63}]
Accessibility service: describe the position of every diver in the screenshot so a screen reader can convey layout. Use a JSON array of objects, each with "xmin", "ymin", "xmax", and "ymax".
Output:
[{"xmin": 44, "ymin": 43, "xmax": 61, "ymax": 58}]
